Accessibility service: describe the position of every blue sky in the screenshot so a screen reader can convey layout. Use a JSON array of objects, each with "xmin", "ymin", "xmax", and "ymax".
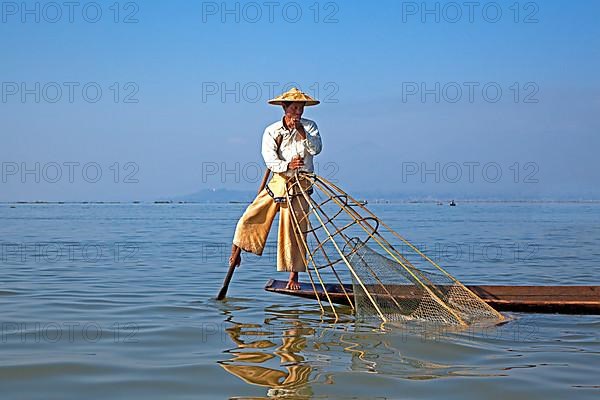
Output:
[{"xmin": 1, "ymin": 0, "xmax": 599, "ymax": 201}]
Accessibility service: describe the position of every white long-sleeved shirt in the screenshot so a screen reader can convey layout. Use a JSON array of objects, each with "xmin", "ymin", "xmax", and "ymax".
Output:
[{"xmin": 261, "ymin": 118, "xmax": 322, "ymax": 177}]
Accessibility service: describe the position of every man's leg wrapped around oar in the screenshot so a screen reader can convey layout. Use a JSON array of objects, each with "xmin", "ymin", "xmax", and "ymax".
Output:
[
  {"xmin": 231, "ymin": 172, "xmax": 312, "ymax": 290},
  {"xmin": 231, "ymin": 173, "xmax": 286, "ymax": 259}
]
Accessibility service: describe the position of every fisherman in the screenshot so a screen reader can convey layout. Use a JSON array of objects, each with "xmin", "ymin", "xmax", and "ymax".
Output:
[{"xmin": 228, "ymin": 88, "xmax": 322, "ymax": 290}]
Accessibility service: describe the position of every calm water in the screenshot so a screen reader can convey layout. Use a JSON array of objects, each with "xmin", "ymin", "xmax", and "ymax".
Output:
[{"xmin": 1, "ymin": 203, "xmax": 599, "ymax": 399}]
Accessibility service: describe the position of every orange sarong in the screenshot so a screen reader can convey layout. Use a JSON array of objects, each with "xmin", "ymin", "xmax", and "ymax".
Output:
[{"xmin": 232, "ymin": 173, "xmax": 310, "ymax": 272}]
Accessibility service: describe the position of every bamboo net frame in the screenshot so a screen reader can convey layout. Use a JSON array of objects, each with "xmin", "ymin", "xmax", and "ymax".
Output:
[{"xmin": 281, "ymin": 171, "xmax": 504, "ymax": 325}]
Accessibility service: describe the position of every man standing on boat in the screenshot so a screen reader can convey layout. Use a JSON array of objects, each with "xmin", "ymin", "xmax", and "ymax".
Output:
[{"xmin": 228, "ymin": 88, "xmax": 322, "ymax": 290}]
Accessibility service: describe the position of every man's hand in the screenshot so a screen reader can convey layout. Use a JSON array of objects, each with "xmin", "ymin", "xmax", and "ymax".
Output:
[
  {"xmin": 294, "ymin": 119, "xmax": 306, "ymax": 139},
  {"xmin": 288, "ymin": 155, "xmax": 304, "ymax": 170}
]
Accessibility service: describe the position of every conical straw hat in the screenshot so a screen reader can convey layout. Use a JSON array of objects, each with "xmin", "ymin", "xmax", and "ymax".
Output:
[{"xmin": 268, "ymin": 87, "xmax": 320, "ymax": 106}]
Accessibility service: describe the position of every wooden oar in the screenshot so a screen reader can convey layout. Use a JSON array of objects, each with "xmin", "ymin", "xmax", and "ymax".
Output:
[{"xmin": 216, "ymin": 136, "xmax": 282, "ymax": 300}]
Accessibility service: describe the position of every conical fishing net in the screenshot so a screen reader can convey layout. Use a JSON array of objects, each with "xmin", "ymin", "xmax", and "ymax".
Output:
[
  {"xmin": 283, "ymin": 171, "xmax": 503, "ymax": 325},
  {"xmin": 346, "ymin": 238, "xmax": 500, "ymax": 324}
]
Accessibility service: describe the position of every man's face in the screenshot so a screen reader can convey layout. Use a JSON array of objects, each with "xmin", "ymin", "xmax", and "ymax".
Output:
[{"xmin": 284, "ymin": 102, "xmax": 305, "ymax": 121}]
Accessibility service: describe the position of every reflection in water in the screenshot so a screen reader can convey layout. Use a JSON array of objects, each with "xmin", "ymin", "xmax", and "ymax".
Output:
[
  {"xmin": 219, "ymin": 316, "xmax": 315, "ymax": 398},
  {"xmin": 218, "ymin": 302, "xmax": 512, "ymax": 397}
]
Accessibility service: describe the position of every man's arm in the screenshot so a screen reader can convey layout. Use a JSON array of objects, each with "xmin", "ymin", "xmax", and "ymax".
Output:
[{"xmin": 261, "ymin": 128, "xmax": 288, "ymax": 173}]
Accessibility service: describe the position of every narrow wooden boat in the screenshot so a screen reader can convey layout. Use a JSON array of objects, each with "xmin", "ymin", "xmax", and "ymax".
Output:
[{"xmin": 264, "ymin": 279, "xmax": 600, "ymax": 315}]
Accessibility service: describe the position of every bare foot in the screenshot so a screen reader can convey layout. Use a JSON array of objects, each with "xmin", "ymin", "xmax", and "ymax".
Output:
[
  {"xmin": 286, "ymin": 272, "xmax": 301, "ymax": 290},
  {"xmin": 229, "ymin": 244, "xmax": 241, "ymax": 268}
]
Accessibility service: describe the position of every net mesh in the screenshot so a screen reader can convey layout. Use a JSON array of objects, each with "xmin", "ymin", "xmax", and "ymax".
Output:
[
  {"xmin": 346, "ymin": 238, "xmax": 500, "ymax": 324},
  {"xmin": 284, "ymin": 172, "xmax": 504, "ymax": 325}
]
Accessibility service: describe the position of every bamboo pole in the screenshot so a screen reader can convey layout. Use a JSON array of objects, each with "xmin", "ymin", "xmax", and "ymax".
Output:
[{"xmin": 216, "ymin": 136, "xmax": 283, "ymax": 301}]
